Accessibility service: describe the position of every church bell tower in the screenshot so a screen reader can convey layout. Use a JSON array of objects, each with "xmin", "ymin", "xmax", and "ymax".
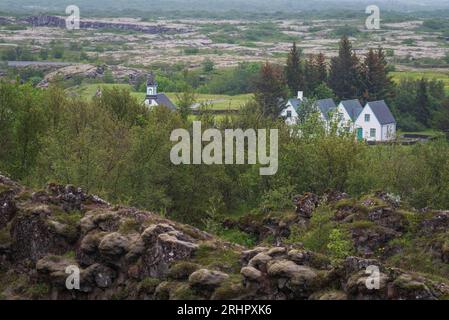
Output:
[{"xmin": 145, "ymin": 72, "xmax": 158, "ymax": 106}]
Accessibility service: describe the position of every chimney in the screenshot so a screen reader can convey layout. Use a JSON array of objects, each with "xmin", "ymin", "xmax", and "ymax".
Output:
[{"xmin": 297, "ymin": 91, "xmax": 304, "ymax": 100}]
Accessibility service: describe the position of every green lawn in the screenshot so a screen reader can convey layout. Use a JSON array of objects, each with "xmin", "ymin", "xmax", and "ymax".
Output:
[
  {"xmin": 398, "ymin": 129, "xmax": 444, "ymax": 138},
  {"xmin": 72, "ymin": 83, "xmax": 252, "ymax": 111},
  {"xmin": 390, "ymin": 70, "xmax": 449, "ymax": 93}
]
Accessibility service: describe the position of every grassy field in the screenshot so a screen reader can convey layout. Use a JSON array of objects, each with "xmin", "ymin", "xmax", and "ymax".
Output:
[
  {"xmin": 390, "ymin": 70, "xmax": 449, "ymax": 93},
  {"xmin": 73, "ymin": 84, "xmax": 252, "ymax": 111}
]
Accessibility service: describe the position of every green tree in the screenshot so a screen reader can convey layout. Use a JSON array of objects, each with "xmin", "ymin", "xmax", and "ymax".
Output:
[
  {"xmin": 304, "ymin": 55, "xmax": 319, "ymax": 95},
  {"xmin": 328, "ymin": 36, "xmax": 361, "ymax": 100},
  {"xmin": 285, "ymin": 42, "xmax": 304, "ymax": 96},
  {"xmin": 361, "ymin": 48, "xmax": 394, "ymax": 102},
  {"xmin": 416, "ymin": 78, "xmax": 431, "ymax": 127},
  {"xmin": 433, "ymin": 98, "xmax": 449, "ymax": 137},
  {"xmin": 254, "ymin": 62, "xmax": 288, "ymax": 119},
  {"xmin": 313, "ymin": 83, "xmax": 335, "ymax": 100},
  {"xmin": 202, "ymin": 58, "xmax": 215, "ymax": 73},
  {"xmin": 315, "ymin": 52, "xmax": 328, "ymax": 84},
  {"xmin": 176, "ymin": 86, "xmax": 196, "ymax": 121}
]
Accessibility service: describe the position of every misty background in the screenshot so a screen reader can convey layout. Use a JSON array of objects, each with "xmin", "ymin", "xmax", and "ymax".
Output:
[{"xmin": 1, "ymin": 0, "xmax": 449, "ymax": 16}]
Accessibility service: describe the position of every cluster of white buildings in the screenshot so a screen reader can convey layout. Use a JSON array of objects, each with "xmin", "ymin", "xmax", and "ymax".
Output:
[{"xmin": 281, "ymin": 91, "xmax": 397, "ymax": 142}]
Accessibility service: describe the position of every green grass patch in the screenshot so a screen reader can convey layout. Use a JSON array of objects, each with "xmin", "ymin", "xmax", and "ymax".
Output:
[
  {"xmin": 192, "ymin": 243, "xmax": 241, "ymax": 273},
  {"xmin": 219, "ymin": 229, "xmax": 257, "ymax": 247},
  {"xmin": 26, "ymin": 283, "xmax": 50, "ymax": 299},
  {"xmin": 390, "ymin": 71, "xmax": 449, "ymax": 93},
  {"xmin": 72, "ymin": 84, "xmax": 251, "ymax": 111}
]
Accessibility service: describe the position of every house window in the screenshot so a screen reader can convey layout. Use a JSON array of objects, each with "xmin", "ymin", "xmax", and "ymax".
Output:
[
  {"xmin": 365, "ymin": 114, "xmax": 370, "ymax": 122},
  {"xmin": 370, "ymin": 128, "xmax": 376, "ymax": 138},
  {"xmin": 287, "ymin": 110, "xmax": 292, "ymax": 118}
]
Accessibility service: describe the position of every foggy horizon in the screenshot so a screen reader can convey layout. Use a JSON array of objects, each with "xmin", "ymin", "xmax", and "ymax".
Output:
[{"xmin": 1, "ymin": 0, "xmax": 449, "ymax": 15}]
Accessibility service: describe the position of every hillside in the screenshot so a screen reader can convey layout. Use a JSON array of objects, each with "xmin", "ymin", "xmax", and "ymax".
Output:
[{"xmin": 2, "ymin": 174, "xmax": 449, "ymax": 300}]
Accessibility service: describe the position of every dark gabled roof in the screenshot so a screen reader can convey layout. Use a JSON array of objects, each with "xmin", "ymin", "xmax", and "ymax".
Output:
[
  {"xmin": 340, "ymin": 99, "xmax": 363, "ymax": 121},
  {"xmin": 316, "ymin": 98, "xmax": 337, "ymax": 120},
  {"xmin": 156, "ymin": 93, "xmax": 176, "ymax": 111},
  {"xmin": 287, "ymin": 98, "xmax": 303, "ymax": 111},
  {"xmin": 367, "ymin": 100, "xmax": 396, "ymax": 125}
]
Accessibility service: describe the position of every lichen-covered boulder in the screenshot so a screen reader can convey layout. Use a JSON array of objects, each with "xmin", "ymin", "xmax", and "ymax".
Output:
[
  {"xmin": 98, "ymin": 232, "xmax": 130, "ymax": 258},
  {"xmin": 293, "ymin": 193, "xmax": 319, "ymax": 218},
  {"xmin": 189, "ymin": 269, "xmax": 229, "ymax": 289},
  {"xmin": 240, "ymin": 266, "xmax": 262, "ymax": 281},
  {"xmin": 10, "ymin": 205, "xmax": 72, "ymax": 263}
]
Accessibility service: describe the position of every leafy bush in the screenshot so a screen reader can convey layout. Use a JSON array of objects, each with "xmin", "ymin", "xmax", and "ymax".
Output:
[{"xmin": 327, "ymin": 228, "xmax": 353, "ymax": 262}]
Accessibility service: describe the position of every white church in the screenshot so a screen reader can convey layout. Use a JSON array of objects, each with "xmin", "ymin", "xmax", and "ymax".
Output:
[
  {"xmin": 281, "ymin": 91, "xmax": 397, "ymax": 142},
  {"xmin": 144, "ymin": 73, "xmax": 176, "ymax": 111}
]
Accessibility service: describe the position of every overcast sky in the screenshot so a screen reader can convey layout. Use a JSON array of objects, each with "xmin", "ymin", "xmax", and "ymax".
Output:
[{"xmin": 1, "ymin": 0, "xmax": 449, "ymax": 14}]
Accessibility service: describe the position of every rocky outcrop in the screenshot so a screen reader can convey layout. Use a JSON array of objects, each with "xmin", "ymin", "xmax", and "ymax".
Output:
[
  {"xmin": 0, "ymin": 174, "xmax": 213, "ymax": 299},
  {"xmin": 37, "ymin": 64, "xmax": 147, "ymax": 88},
  {"xmin": 1, "ymin": 175, "xmax": 449, "ymax": 300},
  {"xmin": 21, "ymin": 16, "xmax": 191, "ymax": 34},
  {"xmin": 239, "ymin": 247, "xmax": 449, "ymax": 300}
]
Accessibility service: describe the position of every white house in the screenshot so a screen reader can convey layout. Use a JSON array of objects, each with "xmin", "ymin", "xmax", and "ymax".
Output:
[
  {"xmin": 144, "ymin": 73, "xmax": 176, "ymax": 110},
  {"xmin": 336, "ymin": 99, "xmax": 364, "ymax": 133},
  {"xmin": 282, "ymin": 92, "xmax": 396, "ymax": 142},
  {"xmin": 354, "ymin": 100, "xmax": 396, "ymax": 142},
  {"xmin": 281, "ymin": 91, "xmax": 337, "ymax": 126},
  {"xmin": 316, "ymin": 98, "xmax": 337, "ymax": 125},
  {"xmin": 280, "ymin": 91, "xmax": 304, "ymax": 125}
]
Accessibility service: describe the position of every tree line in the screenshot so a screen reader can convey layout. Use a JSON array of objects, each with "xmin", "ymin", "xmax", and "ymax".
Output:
[
  {"xmin": 253, "ymin": 36, "xmax": 448, "ymax": 132},
  {"xmin": 1, "ymin": 81, "xmax": 449, "ymax": 229}
]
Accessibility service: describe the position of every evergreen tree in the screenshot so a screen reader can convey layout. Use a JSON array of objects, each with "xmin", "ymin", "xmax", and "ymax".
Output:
[
  {"xmin": 315, "ymin": 52, "xmax": 328, "ymax": 84},
  {"xmin": 304, "ymin": 55, "xmax": 318, "ymax": 95},
  {"xmin": 176, "ymin": 85, "xmax": 196, "ymax": 121},
  {"xmin": 361, "ymin": 48, "xmax": 394, "ymax": 102},
  {"xmin": 416, "ymin": 78, "xmax": 431, "ymax": 127},
  {"xmin": 328, "ymin": 36, "xmax": 361, "ymax": 100},
  {"xmin": 254, "ymin": 62, "xmax": 288, "ymax": 119},
  {"xmin": 285, "ymin": 42, "xmax": 304, "ymax": 96},
  {"xmin": 433, "ymin": 98, "xmax": 449, "ymax": 137}
]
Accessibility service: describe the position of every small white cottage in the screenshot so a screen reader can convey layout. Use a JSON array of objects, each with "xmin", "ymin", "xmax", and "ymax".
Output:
[
  {"xmin": 335, "ymin": 99, "xmax": 364, "ymax": 133},
  {"xmin": 354, "ymin": 100, "xmax": 396, "ymax": 142},
  {"xmin": 281, "ymin": 91, "xmax": 338, "ymax": 126},
  {"xmin": 280, "ymin": 91, "xmax": 304, "ymax": 125},
  {"xmin": 282, "ymin": 91, "xmax": 397, "ymax": 142}
]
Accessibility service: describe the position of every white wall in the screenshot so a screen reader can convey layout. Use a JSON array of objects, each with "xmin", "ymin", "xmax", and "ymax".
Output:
[
  {"xmin": 381, "ymin": 123, "xmax": 396, "ymax": 141},
  {"xmin": 281, "ymin": 102, "xmax": 299, "ymax": 125},
  {"xmin": 336, "ymin": 103, "xmax": 355, "ymax": 133},
  {"xmin": 355, "ymin": 104, "xmax": 382, "ymax": 141}
]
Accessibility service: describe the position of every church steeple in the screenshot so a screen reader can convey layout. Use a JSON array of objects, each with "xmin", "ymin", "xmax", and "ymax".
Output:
[{"xmin": 146, "ymin": 72, "xmax": 158, "ymax": 99}]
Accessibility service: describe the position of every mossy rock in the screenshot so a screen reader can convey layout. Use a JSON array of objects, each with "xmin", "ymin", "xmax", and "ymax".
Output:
[
  {"xmin": 346, "ymin": 220, "xmax": 376, "ymax": 230},
  {"xmin": 63, "ymin": 250, "xmax": 76, "ymax": 259},
  {"xmin": 309, "ymin": 289, "xmax": 347, "ymax": 300},
  {"xmin": 0, "ymin": 223, "xmax": 12, "ymax": 246},
  {"xmin": 192, "ymin": 244, "xmax": 241, "ymax": 273},
  {"xmin": 0, "ymin": 184, "xmax": 12, "ymax": 194},
  {"xmin": 111, "ymin": 287, "xmax": 130, "ymax": 300},
  {"xmin": 50, "ymin": 210, "xmax": 83, "ymax": 241},
  {"xmin": 334, "ymin": 198, "xmax": 357, "ymax": 210},
  {"xmin": 176, "ymin": 224, "xmax": 209, "ymax": 240},
  {"xmin": 211, "ymin": 275, "xmax": 248, "ymax": 300},
  {"xmin": 170, "ymin": 283, "xmax": 202, "ymax": 300},
  {"xmin": 118, "ymin": 218, "xmax": 141, "ymax": 235},
  {"xmin": 154, "ymin": 281, "xmax": 180, "ymax": 300},
  {"xmin": 14, "ymin": 191, "xmax": 32, "ymax": 202},
  {"xmin": 393, "ymin": 274, "xmax": 427, "ymax": 291},
  {"xmin": 26, "ymin": 283, "xmax": 50, "ymax": 299},
  {"xmin": 138, "ymin": 277, "xmax": 161, "ymax": 295},
  {"xmin": 307, "ymin": 252, "xmax": 332, "ymax": 269},
  {"xmin": 168, "ymin": 261, "xmax": 201, "ymax": 280}
]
